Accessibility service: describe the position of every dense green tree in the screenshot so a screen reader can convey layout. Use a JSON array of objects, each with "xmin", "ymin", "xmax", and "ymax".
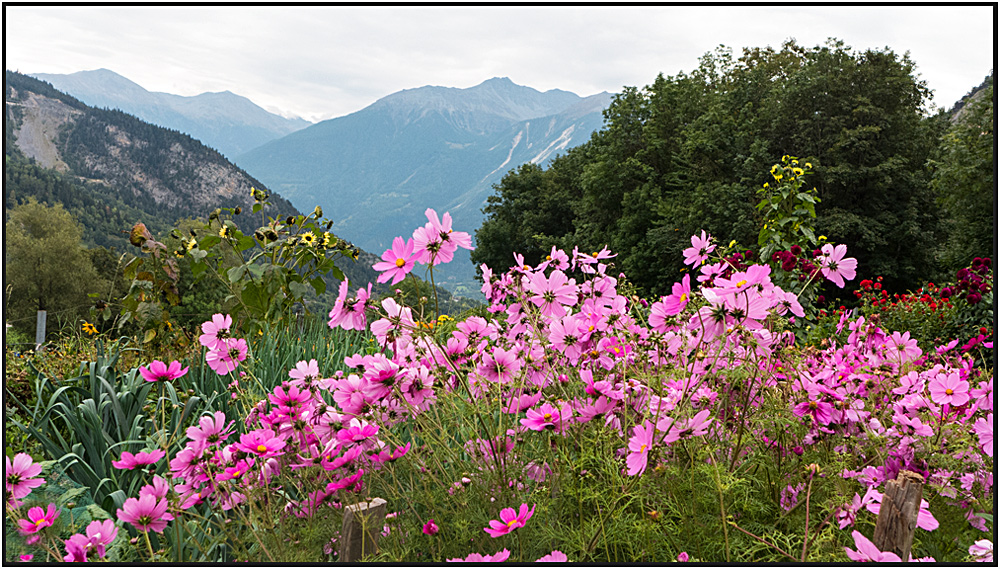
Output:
[
  {"xmin": 474, "ymin": 39, "xmax": 950, "ymax": 297},
  {"xmin": 930, "ymin": 80, "xmax": 995, "ymax": 269},
  {"xmin": 5, "ymin": 199, "xmax": 105, "ymax": 338}
]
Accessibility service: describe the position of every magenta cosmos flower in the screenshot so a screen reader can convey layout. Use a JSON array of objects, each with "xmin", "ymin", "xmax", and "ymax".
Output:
[
  {"xmin": 328, "ymin": 281, "xmax": 372, "ymax": 331},
  {"xmin": 818, "ymin": 243, "xmax": 857, "ymax": 288},
  {"xmin": 234, "ymin": 428, "xmax": 287, "ymax": 458},
  {"xmin": 928, "ymin": 371, "xmax": 970, "ymax": 407},
  {"xmin": 521, "ymin": 401, "xmax": 572, "ymax": 432},
  {"xmin": 199, "ymin": 313, "xmax": 232, "ymax": 350},
  {"xmin": 185, "ymin": 411, "xmax": 231, "ymax": 446},
  {"xmin": 682, "ymin": 230, "xmax": 715, "ymax": 266},
  {"xmin": 793, "ymin": 398, "xmax": 835, "ymax": 426},
  {"xmin": 6, "ymin": 453, "xmax": 44, "ymax": 505},
  {"xmin": 626, "ymin": 421, "xmax": 655, "ymax": 476},
  {"xmin": 537, "ymin": 550, "xmax": 568, "ymax": 562},
  {"xmin": 117, "ymin": 494, "xmax": 173, "ymax": 533},
  {"xmin": 373, "ymin": 236, "xmax": 417, "ymax": 285},
  {"xmin": 139, "ymin": 359, "xmax": 189, "ymax": 383},
  {"xmin": 478, "ymin": 346, "xmax": 523, "ymax": 385},
  {"xmin": 662, "ymin": 274, "xmax": 692, "ymax": 316},
  {"xmin": 205, "ymin": 338, "xmax": 248, "ymax": 375},
  {"xmin": 844, "ymin": 530, "xmax": 901, "ymax": 562},
  {"xmin": 448, "ymin": 549, "xmax": 511, "ymax": 562},
  {"xmin": 484, "ymin": 503, "xmax": 535, "ymax": 537},
  {"xmin": 413, "ymin": 208, "xmax": 473, "ymax": 266},
  {"xmin": 422, "ymin": 519, "xmax": 440, "ymax": 535},
  {"xmin": 112, "ymin": 449, "xmax": 166, "ymax": 470},
  {"xmin": 17, "ymin": 503, "xmax": 60, "ymax": 536},
  {"xmin": 63, "ymin": 533, "xmax": 91, "ymax": 562}
]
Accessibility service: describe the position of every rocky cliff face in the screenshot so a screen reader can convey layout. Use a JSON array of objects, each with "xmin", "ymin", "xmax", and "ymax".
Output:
[{"xmin": 6, "ymin": 71, "xmax": 298, "ymax": 219}]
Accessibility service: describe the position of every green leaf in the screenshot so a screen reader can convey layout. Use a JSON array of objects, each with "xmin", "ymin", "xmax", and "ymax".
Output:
[
  {"xmin": 288, "ymin": 280, "xmax": 312, "ymax": 300},
  {"xmin": 199, "ymin": 235, "xmax": 221, "ymax": 250},
  {"xmin": 227, "ymin": 266, "xmax": 247, "ymax": 283},
  {"xmin": 310, "ymin": 277, "xmax": 326, "ymax": 296},
  {"xmin": 252, "ymin": 203, "xmax": 262, "ymax": 214},
  {"xmin": 236, "ymin": 235, "xmax": 256, "ymax": 252},
  {"xmin": 143, "ymin": 329, "xmax": 156, "ymax": 343}
]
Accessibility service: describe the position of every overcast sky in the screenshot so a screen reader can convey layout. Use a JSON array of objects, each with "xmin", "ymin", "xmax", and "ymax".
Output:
[{"xmin": 5, "ymin": 5, "xmax": 995, "ymax": 123}]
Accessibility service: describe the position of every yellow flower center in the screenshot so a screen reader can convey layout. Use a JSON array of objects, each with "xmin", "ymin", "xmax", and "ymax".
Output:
[
  {"xmin": 680, "ymin": 293, "xmax": 687, "ymax": 303},
  {"xmin": 736, "ymin": 280, "xmax": 747, "ymax": 288},
  {"xmin": 543, "ymin": 413, "xmax": 552, "ymax": 421},
  {"xmin": 507, "ymin": 519, "xmax": 519, "ymax": 527},
  {"xmin": 640, "ymin": 444, "xmax": 647, "ymax": 453},
  {"xmin": 395, "ymin": 258, "xmax": 406, "ymax": 268},
  {"xmin": 945, "ymin": 388, "xmax": 953, "ymax": 395},
  {"xmin": 256, "ymin": 444, "xmax": 268, "ymax": 453}
]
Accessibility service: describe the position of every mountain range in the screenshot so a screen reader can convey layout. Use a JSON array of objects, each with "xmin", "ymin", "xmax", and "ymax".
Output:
[
  {"xmin": 31, "ymin": 69, "xmax": 310, "ymax": 159},
  {"xmin": 233, "ymin": 77, "xmax": 612, "ymax": 294}
]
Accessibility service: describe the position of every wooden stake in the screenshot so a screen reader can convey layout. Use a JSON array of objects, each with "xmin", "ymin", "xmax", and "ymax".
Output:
[
  {"xmin": 339, "ymin": 497, "xmax": 387, "ymax": 562},
  {"xmin": 35, "ymin": 310, "xmax": 47, "ymax": 351},
  {"xmin": 873, "ymin": 470, "xmax": 924, "ymax": 561}
]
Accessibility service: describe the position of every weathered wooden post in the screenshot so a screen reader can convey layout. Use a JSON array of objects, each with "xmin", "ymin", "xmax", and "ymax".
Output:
[
  {"xmin": 339, "ymin": 497, "xmax": 387, "ymax": 562},
  {"xmin": 873, "ymin": 470, "xmax": 924, "ymax": 561},
  {"xmin": 35, "ymin": 310, "xmax": 47, "ymax": 351}
]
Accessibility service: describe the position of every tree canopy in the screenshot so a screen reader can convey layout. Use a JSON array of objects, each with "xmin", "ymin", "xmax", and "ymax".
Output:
[{"xmin": 472, "ymin": 40, "xmax": 958, "ymax": 298}]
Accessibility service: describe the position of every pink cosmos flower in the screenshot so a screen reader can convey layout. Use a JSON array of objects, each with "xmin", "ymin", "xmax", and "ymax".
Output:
[
  {"xmin": 64, "ymin": 533, "xmax": 91, "ymax": 562},
  {"xmin": 844, "ymin": 530, "xmax": 901, "ymax": 562},
  {"xmin": 683, "ymin": 230, "xmax": 715, "ymax": 266},
  {"xmin": 112, "ymin": 449, "xmax": 166, "ymax": 470},
  {"xmin": 969, "ymin": 539, "xmax": 993, "ymax": 562},
  {"xmin": 328, "ymin": 281, "xmax": 372, "ymax": 331},
  {"xmin": 413, "ymin": 209, "xmax": 473, "ymax": 266},
  {"xmin": 677, "ymin": 552, "xmax": 690, "ymax": 562},
  {"xmin": 537, "ymin": 550, "xmax": 568, "ymax": 562},
  {"xmin": 818, "ymin": 243, "xmax": 857, "ymax": 288},
  {"xmin": 662, "ymin": 274, "xmax": 692, "ymax": 315},
  {"xmin": 484, "ymin": 503, "xmax": 535, "ymax": 537},
  {"xmin": 422, "ymin": 519, "xmax": 439, "ymax": 535},
  {"xmin": 521, "ymin": 401, "xmax": 571, "ymax": 432},
  {"xmin": 288, "ymin": 359, "xmax": 321, "ymax": 384},
  {"xmin": 185, "ymin": 411, "xmax": 231, "ymax": 446},
  {"xmin": 6, "ymin": 453, "xmax": 44, "ymax": 506},
  {"xmin": 336, "ymin": 419, "xmax": 380, "ymax": 447},
  {"xmin": 19, "ymin": 554, "xmax": 33, "ymax": 562},
  {"xmin": 793, "ymin": 399, "xmax": 835, "ymax": 426},
  {"xmin": 974, "ymin": 414, "xmax": 993, "ymax": 457},
  {"xmin": 626, "ymin": 421, "xmax": 655, "ymax": 476},
  {"xmin": 887, "ymin": 331, "xmax": 922, "ymax": 365},
  {"xmin": 117, "ymin": 494, "xmax": 173, "ymax": 533},
  {"xmin": 17, "ymin": 503, "xmax": 60, "ymax": 536},
  {"xmin": 478, "ymin": 346, "xmax": 522, "ymax": 384},
  {"xmin": 928, "ymin": 371, "xmax": 970, "ymax": 407},
  {"xmin": 206, "ymin": 338, "xmax": 248, "ymax": 375},
  {"xmin": 84, "ymin": 519, "xmax": 117, "ymax": 558},
  {"xmin": 526, "ymin": 270, "xmax": 578, "ymax": 318},
  {"xmin": 199, "ymin": 313, "xmax": 233, "ymax": 350},
  {"xmin": 448, "ymin": 549, "xmax": 511, "ymax": 562},
  {"xmin": 139, "ymin": 359, "xmax": 189, "ymax": 383},
  {"xmin": 234, "ymin": 428, "xmax": 287, "ymax": 458},
  {"xmin": 373, "ymin": 236, "xmax": 417, "ymax": 285}
]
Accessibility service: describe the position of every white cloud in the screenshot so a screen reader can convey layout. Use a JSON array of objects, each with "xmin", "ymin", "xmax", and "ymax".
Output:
[{"xmin": 4, "ymin": 5, "xmax": 993, "ymax": 121}]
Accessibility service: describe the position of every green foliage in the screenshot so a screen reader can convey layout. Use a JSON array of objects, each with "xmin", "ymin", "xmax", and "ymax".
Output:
[
  {"xmin": 4, "ymin": 199, "xmax": 106, "ymax": 338},
  {"xmin": 5, "ymin": 343, "xmax": 205, "ymax": 511},
  {"xmin": 756, "ymin": 156, "xmax": 820, "ymax": 260},
  {"xmin": 475, "ymin": 40, "xmax": 949, "ymax": 297},
  {"xmin": 930, "ymin": 77, "xmax": 995, "ymax": 270}
]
